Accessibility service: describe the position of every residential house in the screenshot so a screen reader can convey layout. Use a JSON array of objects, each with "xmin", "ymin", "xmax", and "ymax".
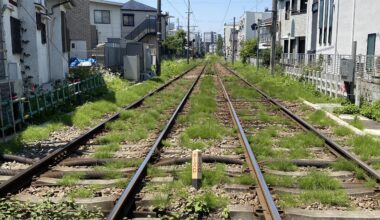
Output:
[
  {"xmin": 0, "ymin": 0, "xmax": 74, "ymax": 98},
  {"xmin": 278, "ymin": 0, "xmax": 308, "ymax": 54},
  {"xmin": 224, "ymin": 24, "xmax": 239, "ymax": 60},
  {"xmin": 237, "ymin": 11, "xmax": 271, "ymax": 57},
  {"xmin": 67, "ymin": 0, "xmax": 168, "ymax": 59},
  {"xmin": 67, "ymin": 0, "xmax": 123, "ymax": 58},
  {"xmin": 204, "ymin": 31, "xmax": 217, "ymax": 53},
  {"xmin": 122, "ymin": 0, "xmax": 167, "ymax": 44}
]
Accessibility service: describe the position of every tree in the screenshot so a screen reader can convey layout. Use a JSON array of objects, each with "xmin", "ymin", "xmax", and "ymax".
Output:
[
  {"xmin": 216, "ymin": 34, "xmax": 224, "ymax": 56},
  {"xmin": 240, "ymin": 38, "xmax": 258, "ymax": 63},
  {"xmin": 162, "ymin": 30, "xmax": 186, "ymax": 58}
]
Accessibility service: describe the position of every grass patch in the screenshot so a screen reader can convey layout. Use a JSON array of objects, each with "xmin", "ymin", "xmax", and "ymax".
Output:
[
  {"xmin": 333, "ymin": 126, "xmax": 352, "ymax": 136},
  {"xmin": 264, "ymin": 174, "xmax": 295, "ymax": 187},
  {"xmin": 58, "ymin": 172, "xmax": 84, "ymax": 186},
  {"xmin": 331, "ymin": 159, "xmax": 366, "ymax": 180},
  {"xmin": 234, "ymin": 174, "xmax": 256, "ymax": 185},
  {"xmin": 195, "ymin": 191, "xmax": 228, "ymax": 210},
  {"xmin": 68, "ymin": 187, "xmax": 95, "ymax": 199},
  {"xmin": 279, "ymin": 190, "xmax": 349, "ymax": 208},
  {"xmin": 350, "ymin": 136, "xmax": 380, "ymax": 160},
  {"xmin": 350, "ymin": 115, "xmax": 364, "ymax": 130},
  {"xmin": 299, "ymin": 172, "xmax": 341, "ymax": 190},
  {"xmin": 308, "ymin": 110, "xmax": 335, "ymax": 128},
  {"xmin": 267, "ymin": 161, "xmax": 298, "ymax": 172}
]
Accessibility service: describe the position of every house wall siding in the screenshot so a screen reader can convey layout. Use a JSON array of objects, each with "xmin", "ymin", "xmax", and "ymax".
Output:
[{"xmin": 90, "ymin": 2, "xmax": 121, "ymax": 43}]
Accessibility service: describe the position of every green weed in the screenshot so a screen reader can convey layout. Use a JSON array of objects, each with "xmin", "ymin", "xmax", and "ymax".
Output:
[{"xmin": 298, "ymin": 172, "xmax": 341, "ymax": 190}]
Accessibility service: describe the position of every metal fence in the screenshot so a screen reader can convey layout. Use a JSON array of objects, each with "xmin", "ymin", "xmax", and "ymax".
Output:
[
  {"xmin": 1, "ymin": 74, "xmax": 105, "ymax": 140},
  {"xmin": 280, "ymin": 53, "xmax": 380, "ymax": 102}
]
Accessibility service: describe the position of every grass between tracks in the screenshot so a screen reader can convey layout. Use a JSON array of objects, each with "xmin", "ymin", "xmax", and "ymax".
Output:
[
  {"xmin": 178, "ymin": 72, "xmax": 233, "ymax": 150},
  {"xmin": 229, "ymin": 62, "xmax": 380, "ymax": 178},
  {"xmin": 2, "ymin": 60, "xmax": 197, "ymax": 153},
  {"xmin": 221, "ymin": 65, "xmax": 380, "ymax": 208},
  {"xmin": 57, "ymin": 68, "xmax": 195, "ymax": 188}
]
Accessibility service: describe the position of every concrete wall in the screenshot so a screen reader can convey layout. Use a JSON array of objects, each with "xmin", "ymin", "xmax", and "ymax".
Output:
[{"xmin": 90, "ymin": 2, "xmax": 122, "ymax": 43}]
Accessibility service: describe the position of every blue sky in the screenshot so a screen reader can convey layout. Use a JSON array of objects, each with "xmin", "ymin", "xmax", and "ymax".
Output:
[{"xmin": 113, "ymin": 0, "xmax": 272, "ymax": 34}]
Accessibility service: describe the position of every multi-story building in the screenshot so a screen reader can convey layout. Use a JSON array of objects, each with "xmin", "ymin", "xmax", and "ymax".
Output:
[
  {"xmin": 0, "ymin": 0, "xmax": 74, "ymax": 98},
  {"xmin": 224, "ymin": 24, "xmax": 239, "ymax": 60},
  {"xmin": 306, "ymin": 0, "xmax": 380, "ymax": 56},
  {"xmin": 203, "ymin": 31, "xmax": 217, "ymax": 53},
  {"xmin": 278, "ymin": 0, "xmax": 308, "ymax": 55},
  {"xmin": 67, "ymin": 0, "xmax": 168, "ymax": 58},
  {"xmin": 237, "ymin": 11, "xmax": 271, "ymax": 56}
]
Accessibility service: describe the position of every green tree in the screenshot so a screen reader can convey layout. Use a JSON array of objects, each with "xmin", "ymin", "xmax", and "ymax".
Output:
[
  {"xmin": 162, "ymin": 30, "xmax": 186, "ymax": 57},
  {"xmin": 240, "ymin": 38, "xmax": 258, "ymax": 63},
  {"xmin": 216, "ymin": 35, "xmax": 224, "ymax": 56}
]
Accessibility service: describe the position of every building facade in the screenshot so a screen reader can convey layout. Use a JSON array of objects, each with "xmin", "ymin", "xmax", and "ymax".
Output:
[
  {"xmin": 0, "ymin": 0, "xmax": 73, "ymax": 98},
  {"xmin": 237, "ymin": 11, "xmax": 271, "ymax": 56},
  {"xmin": 224, "ymin": 24, "xmax": 239, "ymax": 60},
  {"xmin": 278, "ymin": 0, "xmax": 308, "ymax": 54}
]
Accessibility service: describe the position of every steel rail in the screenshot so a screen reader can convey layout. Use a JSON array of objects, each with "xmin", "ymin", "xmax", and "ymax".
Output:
[
  {"xmin": 107, "ymin": 64, "xmax": 207, "ymax": 220},
  {"xmin": 0, "ymin": 65, "xmax": 198, "ymax": 197},
  {"xmin": 216, "ymin": 72, "xmax": 281, "ymax": 220},
  {"xmin": 222, "ymin": 64, "xmax": 380, "ymax": 182}
]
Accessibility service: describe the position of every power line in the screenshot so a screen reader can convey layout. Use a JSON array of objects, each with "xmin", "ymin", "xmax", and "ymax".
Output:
[
  {"xmin": 219, "ymin": 0, "xmax": 232, "ymax": 33},
  {"xmin": 166, "ymin": 0, "xmax": 186, "ymax": 20}
]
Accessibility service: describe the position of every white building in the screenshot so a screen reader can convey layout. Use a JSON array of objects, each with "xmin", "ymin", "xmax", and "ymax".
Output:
[
  {"xmin": 278, "ymin": 0, "xmax": 308, "ymax": 54},
  {"xmin": 90, "ymin": 0, "xmax": 123, "ymax": 43},
  {"xmin": 237, "ymin": 11, "xmax": 271, "ymax": 56},
  {"xmin": 224, "ymin": 24, "xmax": 239, "ymax": 60},
  {"xmin": 306, "ymin": 0, "xmax": 380, "ymax": 56},
  {"xmin": 0, "ymin": 0, "xmax": 74, "ymax": 97}
]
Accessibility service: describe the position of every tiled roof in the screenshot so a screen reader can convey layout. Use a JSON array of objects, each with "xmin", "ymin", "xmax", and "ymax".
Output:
[{"xmin": 121, "ymin": 0, "xmax": 156, "ymax": 11}]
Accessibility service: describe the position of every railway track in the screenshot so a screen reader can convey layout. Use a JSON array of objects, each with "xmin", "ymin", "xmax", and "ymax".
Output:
[
  {"xmin": 106, "ymin": 65, "xmax": 280, "ymax": 219},
  {"xmin": 216, "ymin": 63, "xmax": 380, "ymax": 219},
  {"xmin": 1, "ymin": 61, "xmax": 379, "ymax": 219},
  {"xmin": 0, "ymin": 64, "xmax": 205, "ymax": 218}
]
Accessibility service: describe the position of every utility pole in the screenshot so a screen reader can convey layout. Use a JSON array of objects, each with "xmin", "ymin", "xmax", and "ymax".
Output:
[
  {"xmin": 156, "ymin": 0, "xmax": 162, "ymax": 76},
  {"xmin": 270, "ymin": 0, "xmax": 278, "ymax": 75},
  {"xmin": 187, "ymin": 0, "xmax": 190, "ymax": 64},
  {"xmin": 257, "ymin": 19, "xmax": 261, "ymax": 72},
  {"xmin": 232, "ymin": 17, "xmax": 236, "ymax": 65}
]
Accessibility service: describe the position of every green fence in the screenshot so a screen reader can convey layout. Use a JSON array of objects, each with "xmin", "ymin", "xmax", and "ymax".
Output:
[{"xmin": 1, "ymin": 74, "xmax": 105, "ymax": 138}]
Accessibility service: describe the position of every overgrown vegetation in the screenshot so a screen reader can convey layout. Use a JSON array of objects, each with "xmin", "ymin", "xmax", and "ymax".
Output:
[
  {"xmin": 2, "ymin": 60, "xmax": 197, "ymax": 153},
  {"xmin": 179, "ymin": 75, "xmax": 232, "ymax": 149},
  {"xmin": 0, "ymin": 198, "xmax": 103, "ymax": 219},
  {"xmin": 230, "ymin": 62, "xmax": 341, "ymax": 103},
  {"xmin": 334, "ymin": 101, "xmax": 380, "ymax": 123}
]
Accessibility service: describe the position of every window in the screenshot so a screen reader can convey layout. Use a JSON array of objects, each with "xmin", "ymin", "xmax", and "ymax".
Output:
[
  {"xmin": 41, "ymin": 23, "xmax": 46, "ymax": 44},
  {"xmin": 319, "ymin": 0, "xmax": 324, "ymax": 44},
  {"xmin": 72, "ymin": 43, "xmax": 75, "ymax": 49},
  {"xmin": 300, "ymin": 0, "xmax": 308, "ymax": 12},
  {"xmin": 36, "ymin": 12, "xmax": 46, "ymax": 44},
  {"xmin": 94, "ymin": 10, "xmax": 110, "ymax": 24},
  {"xmin": 328, "ymin": 0, "xmax": 334, "ymax": 44},
  {"xmin": 10, "ymin": 17, "xmax": 21, "ymax": 54},
  {"xmin": 9, "ymin": 0, "xmax": 17, "ymax": 6},
  {"xmin": 323, "ymin": 0, "xmax": 329, "ymax": 44},
  {"xmin": 123, "ymin": 14, "xmax": 134, "ymax": 26},
  {"xmin": 367, "ymin": 34, "xmax": 376, "ymax": 71},
  {"xmin": 285, "ymin": 1, "xmax": 290, "ymax": 20},
  {"xmin": 292, "ymin": 0, "xmax": 298, "ymax": 12},
  {"xmin": 61, "ymin": 12, "xmax": 70, "ymax": 52},
  {"xmin": 284, "ymin": 40, "xmax": 289, "ymax": 53}
]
